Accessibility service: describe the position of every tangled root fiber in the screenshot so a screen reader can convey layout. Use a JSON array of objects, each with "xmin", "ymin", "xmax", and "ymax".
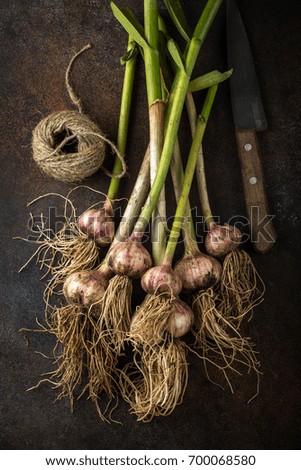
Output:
[
  {"xmin": 119, "ymin": 337, "xmax": 188, "ymax": 422},
  {"xmin": 221, "ymin": 250, "xmax": 265, "ymax": 325},
  {"xmin": 192, "ymin": 288, "xmax": 261, "ymax": 397},
  {"xmin": 129, "ymin": 293, "xmax": 175, "ymax": 349}
]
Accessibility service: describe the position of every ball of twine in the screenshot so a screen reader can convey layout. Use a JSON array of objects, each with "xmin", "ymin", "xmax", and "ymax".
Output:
[
  {"xmin": 33, "ymin": 110, "xmax": 109, "ymax": 183},
  {"xmin": 32, "ymin": 44, "xmax": 126, "ymax": 183}
]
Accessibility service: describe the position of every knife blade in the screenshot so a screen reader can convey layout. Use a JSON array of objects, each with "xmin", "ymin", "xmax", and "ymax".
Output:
[{"xmin": 227, "ymin": 0, "xmax": 276, "ymax": 253}]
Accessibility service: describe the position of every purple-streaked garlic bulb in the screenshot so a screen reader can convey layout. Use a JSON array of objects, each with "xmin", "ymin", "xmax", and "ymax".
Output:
[
  {"xmin": 205, "ymin": 222, "xmax": 242, "ymax": 258},
  {"xmin": 108, "ymin": 239, "xmax": 152, "ymax": 278},
  {"xmin": 63, "ymin": 264, "xmax": 111, "ymax": 307},
  {"xmin": 78, "ymin": 207, "xmax": 115, "ymax": 246},
  {"xmin": 174, "ymin": 252, "xmax": 222, "ymax": 292},
  {"xmin": 167, "ymin": 298, "xmax": 194, "ymax": 338},
  {"xmin": 141, "ymin": 264, "xmax": 182, "ymax": 296}
]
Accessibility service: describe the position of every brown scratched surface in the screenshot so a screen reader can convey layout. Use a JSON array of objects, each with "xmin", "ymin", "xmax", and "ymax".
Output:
[{"xmin": 0, "ymin": 0, "xmax": 300, "ymax": 449}]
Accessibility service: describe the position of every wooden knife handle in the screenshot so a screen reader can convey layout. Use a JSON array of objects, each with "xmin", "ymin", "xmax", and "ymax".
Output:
[{"xmin": 235, "ymin": 129, "xmax": 277, "ymax": 253}]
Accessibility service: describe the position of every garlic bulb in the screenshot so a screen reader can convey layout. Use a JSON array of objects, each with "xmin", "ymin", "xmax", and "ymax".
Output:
[
  {"xmin": 63, "ymin": 265, "xmax": 110, "ymax": 307},
  {"xmin": 174, "ymin": 252, "xmax": 222, "ymax": 292},
  {"xmin": 205, "ymin": 223, "xmax": 242, "ymax": 258},
  {"xmin": 78, "ymin": 207, "xmax": 115, "ymax": 246},
  {"xmin": 167, "ymin": 298, "xmax": 194, "ymax": 338},
  {"xmin": 141, "ymin": 264, "xmax": 182, "ymax": 295},
  {"xmin": 108, "ymin": 240, "xmax": 152, "ymax": 278}
]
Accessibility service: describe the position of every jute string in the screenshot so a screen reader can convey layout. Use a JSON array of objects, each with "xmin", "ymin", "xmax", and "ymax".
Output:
[{"xmin": 32, "ymin": 44, "xmax": 126, "ymax": 183}]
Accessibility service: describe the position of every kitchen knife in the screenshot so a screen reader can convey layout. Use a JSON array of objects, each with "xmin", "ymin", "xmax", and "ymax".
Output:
[{"xmin": 227, "ymin": 0, "xmax": 276, "ymax": 253}]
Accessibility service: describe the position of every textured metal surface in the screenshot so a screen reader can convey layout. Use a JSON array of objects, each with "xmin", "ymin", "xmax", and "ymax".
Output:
[
  {"xmin": 1, "ymin": 0, "xmax": 301, "ymax": 450},
  {"xmin": 227, "ymin": 0, "xmax": 267, "ymax": 131}
]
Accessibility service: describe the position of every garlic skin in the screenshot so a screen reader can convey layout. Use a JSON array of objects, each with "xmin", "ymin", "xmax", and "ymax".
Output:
[
  {"xmin": 108, "ymin": 240, "xmax": 152, "ymax": 278},
  {"xmin": 78, "ymin": 208, "xmax": 115, "ymax": 246},
  {"xmin": 141, "ymin": 264, "xmax": 182, "ymax": 296},
  {"xmin": 63, "ymin": 266, "xmax": 110, "ymax": 307},
  {"xmin": 205, "ymin": 223, "xmax": 242, "ymax": 258},
  {"xmin": 174, "ymin": 252, "xmax": 222, "ymax": 292},
  {"xmin": 167, "ymin": 298, "xmax": 194, "ymax": 338}
]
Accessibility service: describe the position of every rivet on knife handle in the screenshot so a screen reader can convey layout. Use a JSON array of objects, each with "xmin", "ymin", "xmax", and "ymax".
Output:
[{"xmin": 236, "ymin": 129, "xmax": 277, "ymax": 253}]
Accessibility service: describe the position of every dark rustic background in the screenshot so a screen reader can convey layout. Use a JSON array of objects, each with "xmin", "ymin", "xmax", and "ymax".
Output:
[{"xmin": 1, "ymin": 0, "xmax": 300, "ymax": 450}]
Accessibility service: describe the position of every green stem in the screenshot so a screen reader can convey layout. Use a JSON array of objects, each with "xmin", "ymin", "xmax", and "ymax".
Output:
[
  {"xmin": 158, "ymin": 13, "xmax": 198, "ymax": 254},
  {"xmin": 158, "ymin": 47, "xmax": 198, "ymax": 254},
  {"xmin": 133, "ymin": 0, "xmax": 222, "ymax": 235},
  {"xmin": 106, "ymin": 36, "xmax": 137, "ymax": 203},
  {"xmin": 149, "ymin": 101, "xmax": 166, "ymax": 264},
  {"xmin": 185, "ymin": 91, "xmax": 215, "ymax": 227},
  {"xmin": 160, "ymin": 5, "xmax": 220, "ymax": 230},
  {"xmin": 163, "ymin": 85, "xmax": 218, "ymax": 265},
  {"xmin": 111, "ymin": 146, "xmax": 150, "ymax": 247},
  {"xmin": 144, "ymin": 0, "xmax": 166, "ymax": 265},
  {"xmin": 170, "ymin": 138, "xmax": 199, "ymax": 255},
  {"xmin": 144, "ymin": 0, "xmax": 162, "ymax": 106}
]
